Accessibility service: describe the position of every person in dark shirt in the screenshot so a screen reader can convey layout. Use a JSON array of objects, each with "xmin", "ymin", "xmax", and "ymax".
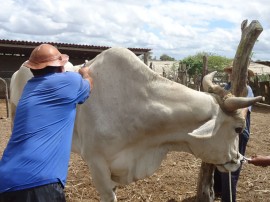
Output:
[{"xmin": 214, "ymin": 65, "xmax": 255, "ymax": 202}]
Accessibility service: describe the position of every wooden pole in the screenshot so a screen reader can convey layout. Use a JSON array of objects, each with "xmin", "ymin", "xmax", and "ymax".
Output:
[
  {"xmin": 196, "ymin": 55, "xmax": 215, "ymax": 202},
  {"xmin": 231, "ymin": 20, "xmax": 263, "ymax": 96},
  {"xmin": 200, "ymin": 55, "xmax": 208, "ymax": 91},
  {"xmin": 144, "ymin": 52, "xmax": 149, "ymax": 65},
  {"xmin": 196, "ymin": 20, "xmax": 263, "ymax": 202},
  {"xmin": 0, "ymin": 77, "xmax": 9, "ymax": 118},
  {"xmin": 196, "ymin": 162, "xmax": 215, "ymax": 202}
]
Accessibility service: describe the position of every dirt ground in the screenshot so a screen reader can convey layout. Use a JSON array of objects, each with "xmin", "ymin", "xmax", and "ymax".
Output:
[{"xmin": 0, "ymin": 99, "xmax": 269, "ymax": 202}]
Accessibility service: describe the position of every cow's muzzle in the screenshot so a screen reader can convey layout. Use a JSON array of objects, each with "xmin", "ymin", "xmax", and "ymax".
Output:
[{"xmin": 215, "ymin": 153, "xmax": 244, "ymax": 172}]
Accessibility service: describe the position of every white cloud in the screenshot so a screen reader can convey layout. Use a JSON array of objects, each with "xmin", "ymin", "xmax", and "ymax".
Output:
[{"xmin": 0, "ymin": 0, "xmax": 269, "ymax": 61}]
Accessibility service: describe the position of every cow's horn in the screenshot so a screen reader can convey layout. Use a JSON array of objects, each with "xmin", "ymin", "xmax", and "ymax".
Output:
[
  {"xmin": 224, "ymin": 96, "xmax": 264, "ymax": 112},
  {"xmin": 202, "ymin": 71, "xmax": 216, "ymax": 92},
  {"xmin": 202, "ymin": 71, "xmax": 225, "ymax": 96}
]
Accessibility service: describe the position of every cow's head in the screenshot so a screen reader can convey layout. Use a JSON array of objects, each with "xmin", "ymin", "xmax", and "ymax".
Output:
[
  {"xmin": 64, "ymin": 60, "xmax": 92, "ymax": 73},
  {"xmin": 188, "ymin": 71, "xmax": 263, "ymax": 172}
]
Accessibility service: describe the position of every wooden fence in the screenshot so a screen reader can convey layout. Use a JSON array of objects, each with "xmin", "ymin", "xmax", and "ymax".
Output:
[
  {"xmin": 162, "ymin": 66, "xmax": 270, "ymax": 105},
  {"xmin": 250, "ymin": 77, "xmax": 270, "ymax": 104}
]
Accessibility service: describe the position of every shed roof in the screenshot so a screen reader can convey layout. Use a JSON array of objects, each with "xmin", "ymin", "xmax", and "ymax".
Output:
[
  {"xmin": 249, "ymin": 62, "xmax": 270, "ymax": 75},
  {"xmin": 0, "ymin": 39, "xmax": 151, "ymax": 59}
]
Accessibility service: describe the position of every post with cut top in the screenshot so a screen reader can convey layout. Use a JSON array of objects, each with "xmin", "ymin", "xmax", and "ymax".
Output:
[
  {"xmin": 200, "ymin": 55, "xmax": 208, "ymax": 91},
  {"xmin": 195, "ymin": 20, "xmax": 263, "ymax": 202},
  {"xmin": 231, "ymin": 20, "xmax": 263, "ymax": 96},
  {"xmin": 144, "ymin": 52, "xmax": 149, "ymax": 65},
  {"xmin": 0, "ymin": 77, "xmax": 9, "ymax": 118}
]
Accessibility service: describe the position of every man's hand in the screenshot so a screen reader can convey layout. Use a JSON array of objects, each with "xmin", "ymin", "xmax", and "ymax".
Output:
[
  {"xmin": 248, "ymin": 155, "xmax": 270, "ymax": 167},
  {"xmin": 79, "ymin": 67, "xmax": 93, "ymax": 91}
]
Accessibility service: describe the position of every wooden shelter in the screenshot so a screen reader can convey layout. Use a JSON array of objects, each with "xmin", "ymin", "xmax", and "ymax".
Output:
[{"xmin": 0, "ymin": 39, "xmax": 151, "ymax": 78}]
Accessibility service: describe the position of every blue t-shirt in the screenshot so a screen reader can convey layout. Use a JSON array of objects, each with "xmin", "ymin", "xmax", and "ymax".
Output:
[{"xmin": 0, "ymin": 72, "xmax": 90, "ymax": 193}]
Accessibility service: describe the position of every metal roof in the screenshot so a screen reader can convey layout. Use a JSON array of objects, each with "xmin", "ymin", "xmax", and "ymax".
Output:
[
  {"xmin": 249, "ymin": 62, "xmax": 270, "ymax": 75},
  {"xmin": 0, "ymin": 39, "xmax": 151, "ymax": 59}
]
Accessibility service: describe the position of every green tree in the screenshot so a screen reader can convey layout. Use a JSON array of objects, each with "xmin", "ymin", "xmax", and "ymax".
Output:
[
  {"xmin": 181, "ymin": 52, "xmax": 232, "ymax": 77},
  {"xmin": 181, "ymin": 56, "xmax": 202, "ymax": 76},
  {"xmin": 207, "ymin": 55, "xmax": 232, "ymax": 72},
  {"xmin": 160, "ymin": 54, "xmax": 175, "ymax": 61}
]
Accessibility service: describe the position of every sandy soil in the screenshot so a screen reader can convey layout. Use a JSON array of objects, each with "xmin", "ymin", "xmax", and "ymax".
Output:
[{"xmin": 0, "ymin": 99, "xmax": 269, "ymax": 202}]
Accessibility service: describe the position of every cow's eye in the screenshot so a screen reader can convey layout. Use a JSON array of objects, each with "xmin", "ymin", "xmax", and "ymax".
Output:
[{"xmin": 235, "ymin": 127, "xmax": 243, "ymax": 134}]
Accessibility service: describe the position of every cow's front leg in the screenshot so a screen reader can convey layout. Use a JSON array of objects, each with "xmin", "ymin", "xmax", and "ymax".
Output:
[{"xmin": 87, "ymin": 156, "xmax": 117, "ymax": 202}]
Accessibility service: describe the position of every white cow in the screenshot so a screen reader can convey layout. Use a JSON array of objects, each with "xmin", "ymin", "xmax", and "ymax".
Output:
[{"xmin": 10, "ymin": 48, "xmax": 262, "ymax": 202}]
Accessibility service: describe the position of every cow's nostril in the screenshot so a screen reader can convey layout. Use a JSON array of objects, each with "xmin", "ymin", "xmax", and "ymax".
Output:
[{"xmin": 235, "ymin": 127, "xmax": 243, "ymax": 134}]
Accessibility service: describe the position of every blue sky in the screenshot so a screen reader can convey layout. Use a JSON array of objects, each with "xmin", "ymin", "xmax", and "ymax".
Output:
[{"xmin": 0, "ymin": 0, "xmax": 269, "ymax": 61}]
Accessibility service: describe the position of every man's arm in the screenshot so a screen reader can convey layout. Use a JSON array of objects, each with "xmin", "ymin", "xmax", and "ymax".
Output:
[
  {"xmin": 79, "ymin": 67, "xmax": 93, "ymax": 91},
  {"xmin": 248, "ymin": 155, "xmax": 270, "ymax": 167}
]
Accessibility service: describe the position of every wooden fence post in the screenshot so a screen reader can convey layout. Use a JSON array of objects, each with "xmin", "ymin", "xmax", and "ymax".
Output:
[
  {"xmin": 143, "ymin": 52, "xmax": 149, "ymax": 65},
  {"xmin": 196, "ymin": 20, "xmax": 263, "ymax": 202},
  {"xmin": 0, "ymin": 77, "xmax": 9, "ymax": 118},
  {"xmin": 231, "ymin": 20, "xmax": 263, "ymax": 96},
  {"xmin": 178, "ymin": 63, "xmax": 187, "ymax": 85},
  {"xmin": 196, "ymin": 55, "xmax": 215, "ymax": 201},
  {"xmin": 200, "ymin": 55, "xmax": 208, "ymax": 91}
]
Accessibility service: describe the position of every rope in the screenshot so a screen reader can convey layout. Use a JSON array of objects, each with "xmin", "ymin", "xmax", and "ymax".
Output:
[{"xmin": 222, "ymin": 92, "xmax": 234, "ymax": 101}]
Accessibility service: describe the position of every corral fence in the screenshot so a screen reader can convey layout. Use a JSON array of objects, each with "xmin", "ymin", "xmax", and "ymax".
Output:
[
  {"xmin": 0, "ymin": 67, "xmax": 269, "ymax": 119},
  {"xmin": 249, "ymin": 76, "xmax": 270, "ymax": 104},
  {"xmin": 160, "ymin": 64, "xmax": 270, "ymax": 105}
]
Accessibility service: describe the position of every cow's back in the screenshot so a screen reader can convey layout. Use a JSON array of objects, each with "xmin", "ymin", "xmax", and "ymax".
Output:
[{"xmin": 72, "ymin": 48, "xmax": 170, "ymax": 152}]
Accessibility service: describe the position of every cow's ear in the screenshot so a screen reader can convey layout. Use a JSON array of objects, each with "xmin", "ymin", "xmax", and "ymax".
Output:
[{"xmin": 188, "ymin": 119, "xmax": 215, "ymax": 139}]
